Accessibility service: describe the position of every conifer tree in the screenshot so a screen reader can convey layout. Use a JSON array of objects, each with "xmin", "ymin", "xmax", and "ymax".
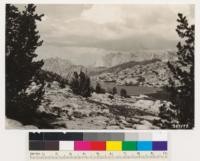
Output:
[
  {"xmin": 70, "ymin": 72, "xmax": 79, "ymax": 94},
  {"xmin": 81, "ymin": 75, "xmax": 91, "ymax": 97},
  {"xmin": 112, "ymin": 87, "xmax": 117, "ymax": 95},
  {"xmin": 70, "ymin": 71, "xmax": 91, "ymax": 97},
  {"xmin": 6, "ymin": 4, "xmax": 45, "ymax": 122},
  {"xmin": 95, "ymin": 83, "xmax": 102, "ymax": 93},
  {"xmin": 167, "ymin": 13, "xmax": 194, "ymax": 128},
  {"xmin": 120, "ymin": 89, "xmax": 127, "ymax": 98},
  {"xmin": 79, "ymin": 71, "xmax": 86, "ymax": 94},
  {"xmin": 6, "ymin": 4, "xmax": 21, "ymax": 109}
]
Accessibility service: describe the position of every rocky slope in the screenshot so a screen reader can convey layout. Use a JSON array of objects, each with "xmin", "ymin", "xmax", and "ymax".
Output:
[
  {"xmin": 10, "ymin": 81, "xmax": 175, "ymax": 129},
  {"xmin": 42, "ymin": 57, "xmax": 87, "ymax": 79},
  {"xmin": 6, "ymin": 118, "xmax": 38, "ymax": 129},
  {"xmin": 42, "ymin": 57, "xmax": 173, "ymax": 88},
  {"xmin": 92, "ymin": 60, "xmax": 172, "ymax": 88}
]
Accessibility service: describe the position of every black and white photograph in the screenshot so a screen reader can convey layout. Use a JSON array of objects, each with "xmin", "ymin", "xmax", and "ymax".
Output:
[{"xmin": 5, "ymin": 4, "xmax": 195, "ymax": 129}]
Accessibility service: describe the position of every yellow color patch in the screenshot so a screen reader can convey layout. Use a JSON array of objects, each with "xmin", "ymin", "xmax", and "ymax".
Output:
[{"xmin": 106, "ymin": 141, "xmax": 122, "ymax": 151}]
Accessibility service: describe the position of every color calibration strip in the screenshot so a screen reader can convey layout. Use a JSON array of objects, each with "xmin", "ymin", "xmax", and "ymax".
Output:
[{"xmin": 29, "ymin": 132, "xmax": 167, "ymax": 151}]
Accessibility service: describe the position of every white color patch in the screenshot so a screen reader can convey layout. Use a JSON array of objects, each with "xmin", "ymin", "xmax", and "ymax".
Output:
[{"xmin": 59, "ymin": 141, "xmax": 74, "ymax": 151}]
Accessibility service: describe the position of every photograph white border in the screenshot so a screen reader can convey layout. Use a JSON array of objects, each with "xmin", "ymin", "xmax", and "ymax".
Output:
[{"xmin": 0, "ymin": 0, "xmax": 200, "ymax": 160}]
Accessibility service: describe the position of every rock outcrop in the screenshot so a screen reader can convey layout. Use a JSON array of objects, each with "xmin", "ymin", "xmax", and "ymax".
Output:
[
  {"xmin": 92, "ymin": 61, "xmax": 172, "ymax": 88},
  {"xmin": 27, "ymin": 84, "xmax": 175, "ymax": 129},
  {"xmin": 6, "ymin": 118, "xmax": 38, "ymax": 129}
]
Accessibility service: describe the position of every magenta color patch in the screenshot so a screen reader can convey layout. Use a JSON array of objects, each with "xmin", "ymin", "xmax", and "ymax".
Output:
[{"xmin": 74, "ymin": 141, "xmax": 91, "ymax": 151}]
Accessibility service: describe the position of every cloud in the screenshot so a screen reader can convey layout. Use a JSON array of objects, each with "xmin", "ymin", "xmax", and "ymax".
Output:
[
  {"xmin": 81, "ymin": 5, "xmax": 125, "ymax": 24},
  {"xmin": 39, "ymin": 4, "xmax": 194, "ymax": 42},
  {"xmin": 79, "ymin": 4, "xmax": 194, "ymax": 40},
  {"xmin": 31, "ymin": 4, "xmax": 194, "ymax": 65}
]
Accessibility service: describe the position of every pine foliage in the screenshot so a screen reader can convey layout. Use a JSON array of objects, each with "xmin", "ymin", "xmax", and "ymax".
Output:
[
  {"xmin": 167, "ymin": 13, "xmax": 194, "ymax": 128},
  {"xmin": 6, "ymin": 4, "xmax": 45, "ymax": 123},
  {"xmin": 70, "ymin": 71, "xmax": 91, "ymax": 97}
]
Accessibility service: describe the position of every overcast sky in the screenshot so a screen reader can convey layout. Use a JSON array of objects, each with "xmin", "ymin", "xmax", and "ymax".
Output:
[{"xmin": 18, "ymin": 4, "xmax": 194, "ymax": 66}]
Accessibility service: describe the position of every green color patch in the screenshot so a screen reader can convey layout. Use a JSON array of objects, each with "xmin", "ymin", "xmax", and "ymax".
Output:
[{"xmin": 122, "ymin": 141, "xmax": 137, "ymax": 151}]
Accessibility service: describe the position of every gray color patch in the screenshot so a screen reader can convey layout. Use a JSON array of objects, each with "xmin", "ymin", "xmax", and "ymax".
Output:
[
  {"xmin": 124, "ymin": 133, "xmax": 139, "ymax": 141},
  {"xmin": 83, "ymin": 133, "xmax": 124, "ymax": 141}
]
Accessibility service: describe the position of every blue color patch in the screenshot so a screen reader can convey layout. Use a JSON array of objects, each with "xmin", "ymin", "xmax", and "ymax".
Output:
[{"xmin": 137, "ymin": 141, "xmax": 152, "ymax": 151}]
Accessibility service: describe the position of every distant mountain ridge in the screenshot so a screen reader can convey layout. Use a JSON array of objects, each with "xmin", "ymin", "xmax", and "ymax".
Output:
[
  {"xmin": 42, "ymin": 57, "xmax": 87, "ymax": 79},
  {"xmin": 91, "ymin": 59, "xmax": 172, "ymax": 88},
  {"xmin": 100, "ymin": 50, "xmax": 177, "ymax": 67},
  {"xmin": 42, "ymin": 53, "xmax": 175, "ymax": 88},
  {"xmin": 90, "ymin": 59, "xmax": 161, "ymax": 76}
]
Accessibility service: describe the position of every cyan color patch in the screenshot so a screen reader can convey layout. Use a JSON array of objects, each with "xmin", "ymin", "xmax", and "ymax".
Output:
[{"xmin": 137, "ymin": 141, "xmax": 152, "ymax": 151}]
